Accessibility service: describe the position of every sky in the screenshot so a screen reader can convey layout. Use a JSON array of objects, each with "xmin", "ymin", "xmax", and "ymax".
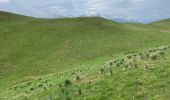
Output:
[{"xmin": 0, "ymin": 0, "xmax": 170, "ymax": 23}]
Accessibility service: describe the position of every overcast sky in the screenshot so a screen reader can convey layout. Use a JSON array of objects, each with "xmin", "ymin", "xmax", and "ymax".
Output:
[{"xmin": 0, "ymin": 0, "xmax": 170, "ymax": 23}]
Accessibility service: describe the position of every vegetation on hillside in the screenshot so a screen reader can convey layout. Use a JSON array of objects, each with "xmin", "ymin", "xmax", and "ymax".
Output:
[{"xmin": 0, "ymin": 11, "xmax": 170, "ymax": 99}]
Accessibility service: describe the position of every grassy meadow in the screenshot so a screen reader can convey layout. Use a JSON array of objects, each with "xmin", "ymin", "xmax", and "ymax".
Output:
[{"xmin": 0, "ymin": 11, "xmax": 170, "ymax": 99}]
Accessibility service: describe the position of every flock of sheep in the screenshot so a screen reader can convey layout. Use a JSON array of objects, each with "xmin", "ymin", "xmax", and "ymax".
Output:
[
  {"xmin": 103, "ymin": 46, "xmax": 169, "ymax": 75},
  {"xmin": 8, "ymin": 45, "xmax": 169, "ymax": 99}
]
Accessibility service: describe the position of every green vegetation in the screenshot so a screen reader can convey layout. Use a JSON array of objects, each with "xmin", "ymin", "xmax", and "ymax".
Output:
[{"xmin": 0, "ymin": 11, "xmax": 170, "ymax": 99}]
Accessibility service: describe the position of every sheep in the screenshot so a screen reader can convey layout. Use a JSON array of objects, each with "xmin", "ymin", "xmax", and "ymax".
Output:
[
  {"xmin": 146, "ymin": 53, "xmax": 150, "ymax": 58},
  {"xmin": 109, "ymin": 60, "xmax": 113, "ymax": 66},
  {"xmin": 139, "ymin": 55, "xmax": 145, "ymax": 60},
  {"xmin": 126, "ymin": 55, "xmax": 132, "ymax": 59},
  {"xmin": 158, "ymin": 51, "xmax": 165, "ymax": 57},
  {"xmin": 150, "ymin": 53, "xmax": 159, "ymax": 60},
  {"xmin": 126, "ymin": 59, "xmax": 133, "ymax": 68},
  {"xmin": 119, "ymin": 61, "xmax": 124, "ymax": 65},
  {"xmin": 148, "ymin": 49, "xmax": 153, "ymax": 53},
  {"xmin": 158, "ymin": 46, "xmax": 168, "ymax": 51}
]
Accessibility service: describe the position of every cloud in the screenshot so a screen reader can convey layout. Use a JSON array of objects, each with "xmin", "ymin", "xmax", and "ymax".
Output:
[
  {"xmin": 0, "ymin": 0, "xmax": 170, "ymax": 23},
  {"xmin": 0, "ymin": 0, "xmax": 10, "ymax": 3}
]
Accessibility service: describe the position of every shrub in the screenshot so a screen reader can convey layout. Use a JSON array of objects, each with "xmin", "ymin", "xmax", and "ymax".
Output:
[
  {"xmin": 133, "ymin": 58, "xmax": 136, "ymax": 63},
  {"xmin": 25, "ymin": 90, "xmax": 28, "ymax": 93},
  {"xmin": 109, "ymin": 65, "xmax": 113, "ymax": 75},
  {"xmin": 71, "ymin": 72, "xmax": 75, "ymax": 75},
  {"xmin": 145, "ymin": 65, "xmax": 148, "ymax": 69},
  {"xmin": 38, "ymin": 78, "xmax": 42, "ymax": 81},
  {"xmin": 109, "ymin": 69, "xmax": 113, "ymax": 76},
  {"xmin": 146, "ymin": 53, "xmax": 150, "ymax": 58},
  {"xmin": 43, "ymin": 86, "xmax": 47, "ymax": 91},
  {"xmin": 30, "ymin": 87, "xmax": 34, "ymax": 91},
  {"xmin": 27, "ymin": 81, "xmax": 32, "ymax": 86},
  {"xmin": 64, "ymin": 80, "xmax": 72, "ymax": 87},
  {"xmin": 119, "ymin": 61, "xmax": 124, "ymax": 65},
  {"xmin": 48, "ymin": 93, "xmax": 53, "ymax": 100},
  {"xmin": 66, "ymin": 97, "xmax": 71, "ymax": 100},
  {"xmin": 13, "ymin": 86, "xmax": 18, "ymax": 90},
  {"xmin": 38, "ymin": 84, "xmax": 43, "ymax": 87},
  {"xmin": 45, "ymin": 80, "xmax": 49, "ymax": 84},
  {"xmin": 125, "ymin": 64, "xmax": 128, "ymax": 69},
  {"xmin": 152, "ymin": 49, "xmax": 157, "ymax": 52},
  {"xmin": 139, "ymin": 52, "xmax": 144, "ymax": 56},
  {"xmin": 116, "ymin": 63, "xmax": 120, "ymax": 67},
  {"xmin": 78, "ymin": 89, "xmax": 82, "ymax": 95},
  {"xmin": 100, "ymin": 68, "xmax": 104, "ymax": 74},
  {"xmin": 59, "ymin": 83, "xmax": 62, "ymax": 87},
  {"xmin": 60, "ymin": 88, "xmax": 65, "ymax": 94},
  {"xmin": 121, "ymin": 59, "xmax": 125, "ymax": 62},
  {"xmin": 134, "ymin": 64, "xmax": 138, "ymax": 68},
  {"xmin": 113, "ymin": 60, "xmax": 117, "ymax": 63},
  {"xmin": 49, "ymin": 83, "xmax": 53, "ymax": 87},
  {"xmin": 76, "ymin": 76, "xmax": 80, "ymax": 81},
  {"xmin": 9, "ymin": 87, "xmax": 12, "ymax": 90}
]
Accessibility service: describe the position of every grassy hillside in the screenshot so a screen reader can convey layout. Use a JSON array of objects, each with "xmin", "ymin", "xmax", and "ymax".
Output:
[{"xmin": 0, "ymin": 11, "xmax": 170, "ymax": 99}]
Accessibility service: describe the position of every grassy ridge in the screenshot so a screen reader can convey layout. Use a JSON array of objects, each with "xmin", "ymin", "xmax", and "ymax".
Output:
[{"xmin": 0, "ymin": 11, "xmax": 170, "ymax": 99}]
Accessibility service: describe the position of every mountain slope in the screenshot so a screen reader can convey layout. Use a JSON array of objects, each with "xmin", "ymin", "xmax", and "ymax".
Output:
[
  {"xmin": 0, "ymin": 11, "xmax": 31, "ymax": 21},
  {"xmin": 0, "ymin": 11, "xmax": 170, "ymax": 99}
]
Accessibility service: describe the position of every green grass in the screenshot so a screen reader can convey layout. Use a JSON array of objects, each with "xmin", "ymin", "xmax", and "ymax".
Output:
[{"xmin": 0, "ymin": 11, "xmax": 170, "ymax": 99}]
